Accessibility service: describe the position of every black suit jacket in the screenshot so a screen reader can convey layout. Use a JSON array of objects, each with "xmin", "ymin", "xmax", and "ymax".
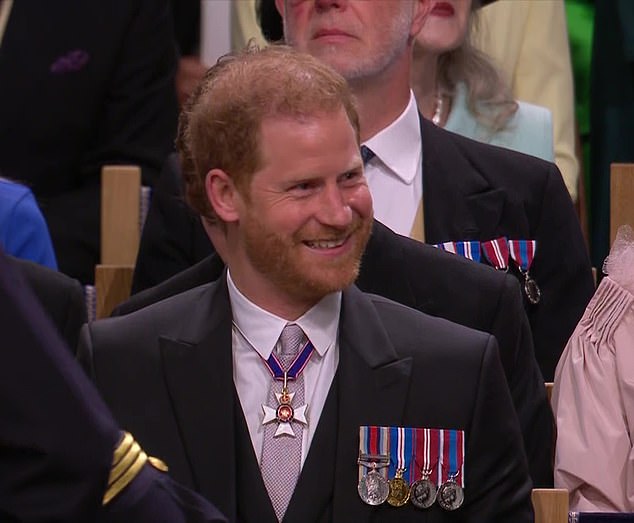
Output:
[
  {"xmin": 0, "ymin": 251, "xmax": 225, "ymax": 523},
  {"xmin": 133, "ymin": 118, "xmax": 593, "ymax": 381},
  {"xmin": 80, "ymin": 278, "xmax": 533, "ymax": 522},
  {"xmin": 419, "ymin": 118, "xmax": 594, "ymax": 380},
  {"xmin": 12, "ymin": 256, "xmax": 86, "ymax": 352},
  {"xmin": 0, "ymin": 0, "xmax": 178, "ymax": 284},
  {"xmin": 120, "ymin": 221, "xmax": 553, "ymax": 486}
]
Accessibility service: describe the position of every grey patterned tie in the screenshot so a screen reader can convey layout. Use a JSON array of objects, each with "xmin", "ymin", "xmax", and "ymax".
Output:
[{"xmin": 260, "ymin": 324, "xmax": 306, "ymax": 522}]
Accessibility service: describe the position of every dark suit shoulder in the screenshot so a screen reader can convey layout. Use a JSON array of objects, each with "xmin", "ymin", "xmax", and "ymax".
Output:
[
  {"xmin": 94, "ymin": 281, "xmax": 219, "ymax": 343},
  {"xmin": 402, "ymin": 231, "xmax": 514, "ymax": 294},
  {"xmin": 115, "ymin": 256, "xmax": 222, "ymax": 316},
  {"xmin": 13, "ymin": 256, "xmax": 87, "ymax": 351},
  {"xmin": 353, "ymin": 288, "xmax": 495, "ymax": 368},
  {"xmin": 361, "ymin": 222, "xmax": 520, "ymax": 336}
]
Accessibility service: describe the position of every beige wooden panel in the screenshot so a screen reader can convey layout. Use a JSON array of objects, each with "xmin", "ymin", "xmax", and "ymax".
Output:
[
  {"xmin": 610, "ymin": 163, "xmax": 634, "ymax": 246},
  {"xmin": 532, "ymin": 489, "xmax": 568, "ymax": 523},
  {"xmin": 101, "ymin": 165, "xmax": 141, "ymax": 265},
  {"xmin": 95, "ymin": 265, "xmax": 134, "ymax": 319}
]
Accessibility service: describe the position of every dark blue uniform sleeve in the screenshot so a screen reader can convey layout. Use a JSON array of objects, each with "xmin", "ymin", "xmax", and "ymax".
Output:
[{"xmin": 0, "ymin": 250, "xmax": 226, "ymax": 523}]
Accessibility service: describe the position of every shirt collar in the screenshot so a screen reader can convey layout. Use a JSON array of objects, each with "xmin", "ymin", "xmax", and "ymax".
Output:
[
  {"xmin": 363, "ymin": 90, "xmax": 422, "ymax": 185},
  {"xmin": 227, "ymin": 270, "xmax": 341, "ymax": 360}
]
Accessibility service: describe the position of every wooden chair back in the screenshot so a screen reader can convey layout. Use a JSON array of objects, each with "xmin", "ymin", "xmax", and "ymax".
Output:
[
  {"xmin": 94, "ymin": 165, "xmax": 141, "ymax": 319},
  {"xmin": 532, "ymin": 488, "xmax": 569, "ymax": 523},
  {"xmin": 531, "ymin": 382, "xmax": 567, "ymax": 522},
  {"xmin": 610, "ymin": 163, "xmax": 634, "ymax": 245}
]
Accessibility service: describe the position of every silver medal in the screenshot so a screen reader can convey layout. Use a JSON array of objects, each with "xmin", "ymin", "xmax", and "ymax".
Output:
[
  {"xmin": 437, "ymin": 479, "xmax": 464, "ymax": 511},
  {"xmin": 410, "ymin": 478, "xmax": 437, "ymax": 509},
  {"xmin": 358, "ymin": 469, "xmax": 390, "ymax": 506},
  {"xmin": 524, "ymin": 274, "xmax": 541, "ymax": 305}
]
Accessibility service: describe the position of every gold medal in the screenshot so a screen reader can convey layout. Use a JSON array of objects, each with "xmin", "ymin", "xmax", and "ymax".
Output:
[{"xmin": 387, "ymin": 469, "xmax": 410, "ymax": 507}]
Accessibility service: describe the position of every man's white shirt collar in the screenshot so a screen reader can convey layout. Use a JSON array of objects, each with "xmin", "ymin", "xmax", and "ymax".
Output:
[
  {"xmin": 227, "ymin": 270, "xmax": 340, "ymax": 359},
  {"xmin": 363, "ymin": 91, "xmax": 422, "ymax": 185}
]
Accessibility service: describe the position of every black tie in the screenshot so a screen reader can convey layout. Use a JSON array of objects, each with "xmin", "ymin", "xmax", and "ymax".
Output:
[{"xmin": 361, "ymin": 145, "xmax": 375, "ymax": 166}]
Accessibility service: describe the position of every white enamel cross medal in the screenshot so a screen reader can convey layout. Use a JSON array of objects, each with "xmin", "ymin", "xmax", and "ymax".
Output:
[{"xmin": 261, "ymin": 372, "xmax": 308, "ymax": 437}]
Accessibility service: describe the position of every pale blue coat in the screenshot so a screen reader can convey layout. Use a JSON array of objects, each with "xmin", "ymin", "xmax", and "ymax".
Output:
[{"xmin": 444, "ymin": 82, "xmax": 554, "ymax": 162}]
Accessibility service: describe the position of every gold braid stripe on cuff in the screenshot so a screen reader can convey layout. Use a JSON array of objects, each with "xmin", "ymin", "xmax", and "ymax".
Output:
[{"xmin": 102, "ymin": 432, "xmax": 147, "ymax": 505}]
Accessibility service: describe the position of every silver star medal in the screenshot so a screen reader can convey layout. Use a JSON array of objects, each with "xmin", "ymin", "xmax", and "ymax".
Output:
[{"xmin": 261, "ymin": 382, "xmax": 308, "ymax": 437}]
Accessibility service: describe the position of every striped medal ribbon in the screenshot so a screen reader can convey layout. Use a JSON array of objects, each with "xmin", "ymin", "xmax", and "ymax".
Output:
[
  {"xmin": 358, "ymin": 426, "xmax": 390, "ymax": 505},
  {"xmin": 482, "ymin": 237, "xmax": 510, "ymax": 271},
  {"xmin": 508, "ymin": 239, "xmax": 541, "ymax": 304},
  {"xmin": 410, "ymin": 428, "xmax": 439, "ymax": 509},
  {"xmin": 434, "ymin": 240, "xmax": 482, "ymax": 262},
  {"xmin": 437, "ymin": 429, "xmax": 465, "ymax": 511}
]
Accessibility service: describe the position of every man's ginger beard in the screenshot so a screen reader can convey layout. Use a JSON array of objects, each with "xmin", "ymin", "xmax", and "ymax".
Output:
[{"xmin": 241, "ymin": 205, "xmax": 372, "ymax": 303}]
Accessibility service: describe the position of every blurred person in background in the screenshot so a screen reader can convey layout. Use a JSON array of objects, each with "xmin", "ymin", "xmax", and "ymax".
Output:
[
  {"xmin": 0, "ymin": 177, "xmax": 57, "ymax": 269},
  {"xmin": 170, "ymin": 0, "xmax": 267, "ymax": 107},
  {"xmin": 411, "ymin": 0, "xmax": 554, "ymax": 163},
  {"xmin": 0, "ymin": 0, "xmax": 178, "ymax": 284},
  {"xmin": 474, "ymin": 0, "xmax": 579, "ymax": 203}
]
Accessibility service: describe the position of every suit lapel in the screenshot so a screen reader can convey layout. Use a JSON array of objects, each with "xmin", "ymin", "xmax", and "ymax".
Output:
[
  {"xmin": 332, "ymin": 287, "xmax": 413, "ymax": 521},
  {"xmin": 285, "ymin": 287, "xmax": 414, "ymax": 522},
  {"xmin": 421, "ymin": 117, "xmax": 507, "ymax": 243},
  {"xmin": 159, "ymin": 277, "xmax": 239, "ymax": 522}
]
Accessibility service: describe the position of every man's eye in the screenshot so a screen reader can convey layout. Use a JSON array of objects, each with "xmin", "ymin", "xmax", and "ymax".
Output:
[
  {"xmin": 341, "ymin": 171, "xmax": 361, "ymax": 182},
  {"xmin": 289, "ymin": 181, "xmax": 315, "ymax": 193}
]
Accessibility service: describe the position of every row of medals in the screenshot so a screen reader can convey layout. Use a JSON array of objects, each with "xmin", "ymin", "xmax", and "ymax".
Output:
[{"xmin": 358, "ymin": 465, "xmax": 464, "ymax": 511}]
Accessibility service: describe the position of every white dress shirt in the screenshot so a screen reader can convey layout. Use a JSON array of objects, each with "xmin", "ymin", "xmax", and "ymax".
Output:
[
  {"xmin": 227, "ymin": 271, "xmax": 340, "ymax": 467},
  {"xmin": 363, "ymin": 91, "xmax": 423, "ymax": 236}
]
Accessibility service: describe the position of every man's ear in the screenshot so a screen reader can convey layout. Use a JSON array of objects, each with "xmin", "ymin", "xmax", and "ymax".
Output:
[
  {"xmin": 410, "ymin": 0, "xmax": 433, "ymax": 40},
  {"xmin": 205, "ymin": 169, "xmax": 241, "ymax": 223},
  {"xmin": 275, "ymin": 0, "xmax": 285, "ymax": 18}
]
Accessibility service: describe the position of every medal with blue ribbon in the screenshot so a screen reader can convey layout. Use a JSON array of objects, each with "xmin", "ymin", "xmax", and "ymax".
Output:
[
  {"xmin": 261, "ymin": 340, "xmax": 314, "ymax": 437},
  {"xmin": 437, "ymin": 429, "xmax": 465, "ymax": 511},
  {"xmin": 434, "ymin": 240, "xmax": 482, "ymax": 263},
  {"xmin": 358, "ymin": 426, "xmax": 390, "ymax": 506},
  {"xmin": 508, "ymin": 239, "xmax": 541, "ymax": 304},
  {"xmin": 387, "ymin": 427, "xmax": 413, "ymax": 507}
]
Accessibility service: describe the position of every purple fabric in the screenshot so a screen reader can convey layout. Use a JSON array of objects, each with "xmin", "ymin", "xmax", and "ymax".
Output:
[{"xmin": 50, "ymin": 49, "xmax": 90, "ymax": 73}]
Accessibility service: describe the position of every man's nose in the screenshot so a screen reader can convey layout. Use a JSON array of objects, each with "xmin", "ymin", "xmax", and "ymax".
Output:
[
  {"xmin": 315, "ymin": 185, "xmax": 353, "ymax": 227},
  {"xmin": 315, "ymin": 0, "xmax": 347, "ymax": 12}
]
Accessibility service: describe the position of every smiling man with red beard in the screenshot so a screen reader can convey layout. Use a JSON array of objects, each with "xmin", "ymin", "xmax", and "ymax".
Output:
[
  {"xmin": 78, "ymin": 45, "xmax": 532, "ymax": 522},
  {"xmin": 215, "ymin": 110, "xmax": 373, "ymax": 317}
]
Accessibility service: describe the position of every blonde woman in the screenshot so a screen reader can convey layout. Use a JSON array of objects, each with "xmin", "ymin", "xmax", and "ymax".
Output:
[{"xmin": 412, "ymin": 0, "xmax": 554, "ymax": 164}]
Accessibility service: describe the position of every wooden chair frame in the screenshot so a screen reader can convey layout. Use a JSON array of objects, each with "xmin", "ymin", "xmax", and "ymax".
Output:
[{"xmin": 95, "ymin": 165, "xmax": 141, "ymax": 319}]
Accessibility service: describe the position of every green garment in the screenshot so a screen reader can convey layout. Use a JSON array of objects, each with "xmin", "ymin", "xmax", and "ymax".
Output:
[
  {"xmin": 566, "ymin": 0, "xmax": 594, "ymax": 244},
  {"xmin": 590, "ymin": 0, "xmax": 634, "ymax": 267}
]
